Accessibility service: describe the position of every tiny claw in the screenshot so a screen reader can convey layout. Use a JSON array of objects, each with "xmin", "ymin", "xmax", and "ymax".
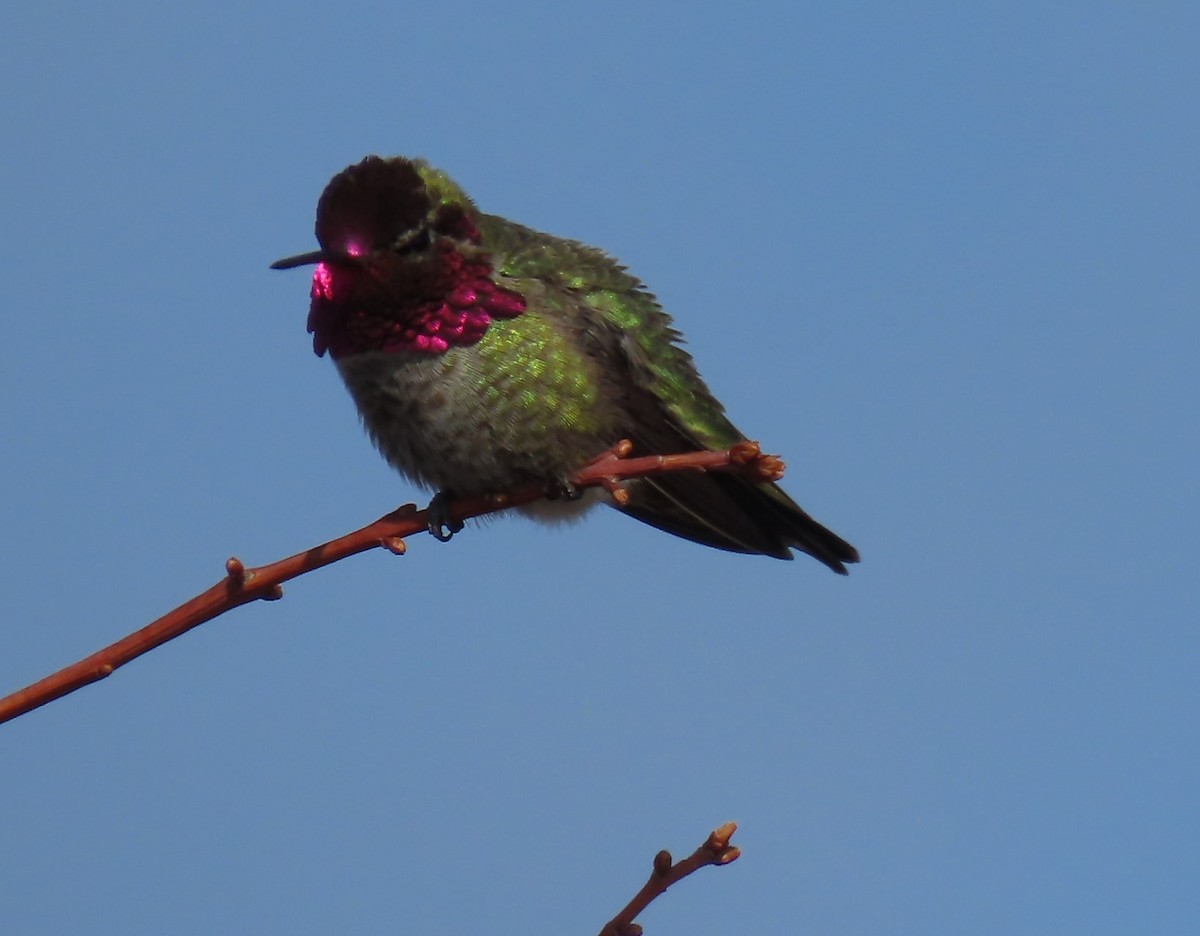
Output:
[
  {"xmin": 426, "ymin": 492, "xmax": 465, "ymax": 542},
  {"xmin": 429, "ymin": 518, "xmax": 464, "ymax": 542},
  {"xmin": 546, "ymin": 477, "xmax": 582, "ymax": 501}
]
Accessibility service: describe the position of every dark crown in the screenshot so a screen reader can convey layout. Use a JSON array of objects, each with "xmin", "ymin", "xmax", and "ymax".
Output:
[{"xmin": 315, "ymin": 156, "xmax": 431, "ymax": 257}]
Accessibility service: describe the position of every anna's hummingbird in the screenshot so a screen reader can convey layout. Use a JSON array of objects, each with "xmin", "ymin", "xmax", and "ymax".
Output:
[{"xmin": 272, "ymin": 156, "xmax": 858, "ymax": 572}]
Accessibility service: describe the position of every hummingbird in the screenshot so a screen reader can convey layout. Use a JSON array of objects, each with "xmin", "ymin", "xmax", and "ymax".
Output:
[{"xmin": 272, "ymin": 156, "xmax": 858, "ymax": 572}]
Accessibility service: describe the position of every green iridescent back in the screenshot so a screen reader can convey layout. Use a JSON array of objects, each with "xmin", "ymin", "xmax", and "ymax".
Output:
[{"xmin": 476, "ymin": 214, "xmax": 743, "ymax": 452}]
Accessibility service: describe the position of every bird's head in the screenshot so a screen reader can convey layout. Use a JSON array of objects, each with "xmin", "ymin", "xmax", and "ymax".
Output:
[{"xmin": 273, "ymin": 155, "xmax": 523, "ymax": 359}]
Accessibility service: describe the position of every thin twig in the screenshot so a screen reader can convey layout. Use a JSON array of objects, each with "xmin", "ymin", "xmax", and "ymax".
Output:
[
  {"xmin": 599, "ymin": 822, "xmax": 741, "ymax": 936},
  {"xmin": 0, "ymin": 441, "xmax": 782, "ymax": 725}
]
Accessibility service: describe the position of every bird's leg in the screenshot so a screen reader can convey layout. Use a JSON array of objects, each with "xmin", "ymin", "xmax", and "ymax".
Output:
[{"xmin": 425, "ymin": 491, "xmax": 465, "ymax": 542}]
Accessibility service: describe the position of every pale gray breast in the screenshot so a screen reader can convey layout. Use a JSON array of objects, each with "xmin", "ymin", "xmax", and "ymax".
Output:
[
  {"xmin": 336, "ymin": 350, "xmax": 483, "ymax": 491},
  {"xmin": 336, "ymin": 349, "xmax": 616, "ymax": 497}
]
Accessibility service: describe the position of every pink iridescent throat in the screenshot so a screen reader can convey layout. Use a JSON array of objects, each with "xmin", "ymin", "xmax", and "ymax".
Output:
[{"xmin": 306, "ymin": 242, "xmax": 526, "ymax": 359}]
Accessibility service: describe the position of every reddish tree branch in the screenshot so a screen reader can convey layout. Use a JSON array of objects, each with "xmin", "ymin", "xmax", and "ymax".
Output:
[
  {"xmin": 0, "ymin": 441, "xmax": 782, "ymax": 726},
  {"xmin": 598, "ymin": 822, "xmax": 741, "ymax": 936}
]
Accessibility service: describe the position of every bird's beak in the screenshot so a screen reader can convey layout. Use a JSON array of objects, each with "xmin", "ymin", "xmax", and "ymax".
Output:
[{"xmin": 270, "ymin": 249, "xmax": 328, "ymax": 270}]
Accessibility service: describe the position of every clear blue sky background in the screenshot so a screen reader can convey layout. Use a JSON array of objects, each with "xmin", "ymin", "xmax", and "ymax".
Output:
[{"xmin": 2, "ymin": 4, "xmax": 1196, "ymax": 933}]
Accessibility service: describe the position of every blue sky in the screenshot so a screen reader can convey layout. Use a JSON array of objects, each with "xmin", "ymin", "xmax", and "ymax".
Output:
[{"xmin": 2, "ymin": 3, "xmax": 1196, "ymax": 933}]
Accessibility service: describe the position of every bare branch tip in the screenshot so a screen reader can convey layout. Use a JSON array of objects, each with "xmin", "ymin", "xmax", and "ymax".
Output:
[
  {"xmin": 756, "ymin": 453, "xmax": 786, "ymax": 481},
  {"xmin": 380, "ymin": 536, "xmax": 407, "ymax": 555},
  {"xmin": 729, "ymin": 440, "xmax": 762, "ymax": 464},
  {"xmin": 597, "ymin": 473, "xmax": 630, "ymax": 505},
  {"xmin": 580, "ymin": 439, "xmax": 635, "ymax": 478},
  {"xmin": 711, "ymin": 821, "xmax": 738, "ymax": 844},
  {"xmin": 224, "ymin": 556, "xmax": 246, "ymax": 585},
  {"xmin": 379, "ymin": 502, "xmax": 421, "ymax": 525}
]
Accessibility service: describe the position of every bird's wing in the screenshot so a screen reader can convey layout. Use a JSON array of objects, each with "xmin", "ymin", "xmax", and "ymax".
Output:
[{"xmin": 480, "ymin": 214, "xmax": 858, "ymax": 568}]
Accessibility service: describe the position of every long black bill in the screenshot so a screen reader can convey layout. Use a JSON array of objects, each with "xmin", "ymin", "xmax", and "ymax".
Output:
[{"xmin": 270, "ymin": 250, "xmax": 327, "ymax": 270}]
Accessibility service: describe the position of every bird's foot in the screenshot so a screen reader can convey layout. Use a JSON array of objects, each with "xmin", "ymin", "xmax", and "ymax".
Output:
[
  {"xmin": 425, "ymin": 491, "xmax": 465, "ymax": 542},
  {"xmin": 545, "ymin": 476, "xmax": 583, "ymax": 502}
]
